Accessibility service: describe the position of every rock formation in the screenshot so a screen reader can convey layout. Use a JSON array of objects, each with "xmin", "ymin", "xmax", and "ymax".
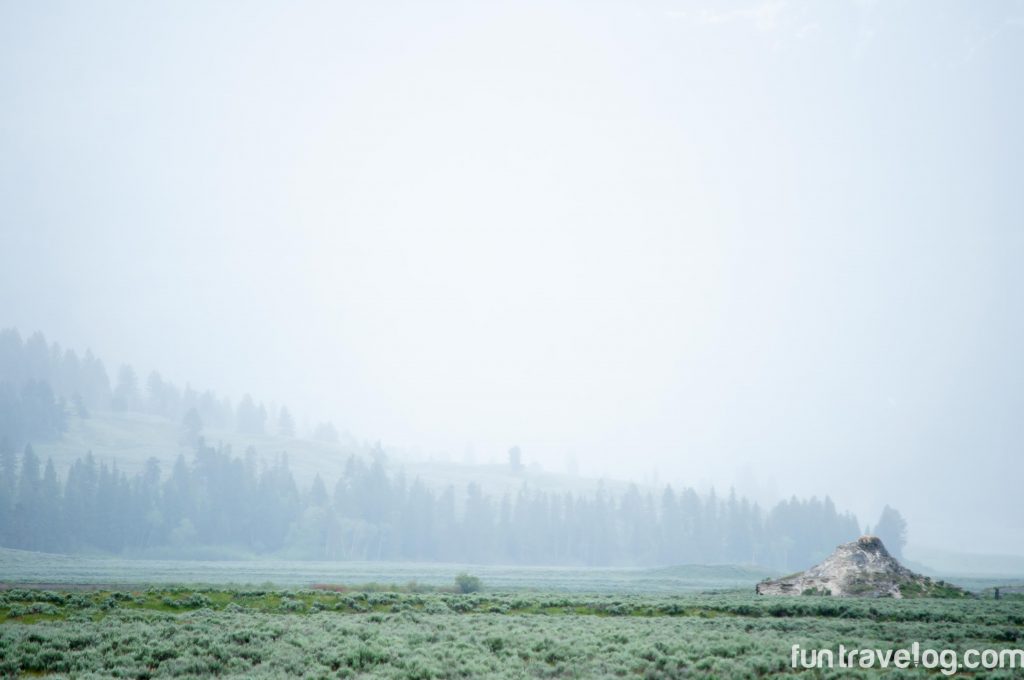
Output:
[{"xmin": 756, "ymin": 536, "xmax": 966, "ymax": 598}]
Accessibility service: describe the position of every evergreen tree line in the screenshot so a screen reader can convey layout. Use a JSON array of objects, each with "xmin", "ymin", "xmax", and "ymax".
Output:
[
  {"xmin": 0, "ymin": 380, "xmax": 69, "ymax": 443},
  {"xmin": 0, "ymin": 328, "xmax": 334, "ymax": 441},
  {"xmin": 0, "ymin": 439, "xmax": 864, "ymax": 571}
]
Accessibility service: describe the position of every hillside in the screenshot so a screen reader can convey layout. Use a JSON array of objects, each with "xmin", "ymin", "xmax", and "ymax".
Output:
[
  {"xmin": 29, "ymin": 409, "xmax": 629, "ymax": 500},
  {"xmin": 0, "ymin": 328, "xmax": 871, "ymax": 571},
  {"xmin": 2, "ymin": 328, "xmax": 632, "ymax": 499},
  {"xmin": 30, "ymin": 409, "xmax": 360, "ymax": 487}
]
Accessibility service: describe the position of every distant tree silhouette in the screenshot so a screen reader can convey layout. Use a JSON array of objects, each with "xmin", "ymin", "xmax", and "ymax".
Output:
[
  {"xmin": 236, "ymin": 394, "xmax": 266, "ymax": 435},
  {"xmin": 314, "ymin": 421, "xmax": 339, "ymax": 444},
  {"xmin": 508, "ymin": 446, "xmax": 523, "ymax": 472},
  {"xmin": 111, "ymin": 365, "xmax": 140, "ymax": 411},
  {"xmin": 278, "ymin": 407, "xmax": 295, "ymax": 438},
  {"xmin": 180, "ymin": 408, "xmax": 203, "ymax": 446},
  {"xmin": 874, "ymin": 505, "xmax": 908, "ymax": 559}
]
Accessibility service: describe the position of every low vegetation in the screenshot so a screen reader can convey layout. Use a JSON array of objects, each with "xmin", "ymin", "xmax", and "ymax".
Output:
[
  {"xmin": 1, "ymin": 587, "xmax": 1021, "ymax": 678},
  {"xmin": 454, "ymin": 572, "xmax": 482, "ymax": 593}
]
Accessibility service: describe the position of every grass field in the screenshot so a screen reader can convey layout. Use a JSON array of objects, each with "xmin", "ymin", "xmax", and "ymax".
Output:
[
  {"xmin": 2, "ymin": 550, "xmax": 1024, "ymax": 677},
  {"xmin": 0, "ymin": 548, "xmax": 776, "ymax": 593},
  {"xmin": 1, "ymin": 586, "xmax": 1022, "ymax": 678}
]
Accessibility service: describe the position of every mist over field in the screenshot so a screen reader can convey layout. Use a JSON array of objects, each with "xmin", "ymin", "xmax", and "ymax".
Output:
[
  {"xmin": 2, "ymin": 4, "xmax": 1024, "ymax": 679},
  {"xmin": 1, "ymin": 0, "xmax": 1023, "ymax": 564}
]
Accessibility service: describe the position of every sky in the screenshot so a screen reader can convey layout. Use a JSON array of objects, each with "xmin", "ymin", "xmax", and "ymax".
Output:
[{"xmin": 1, "ymin": 0, "xmax": 1023, "ymax": 554}]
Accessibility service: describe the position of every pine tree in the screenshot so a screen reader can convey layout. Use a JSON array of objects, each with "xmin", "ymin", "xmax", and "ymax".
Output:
[
  {"xmin": 14, "ymin": 444, "xmax": 41, "ymax": 548},
  {"xmin": 309, "ymin": 473, "xmax": 328, "ymax": 507},
  {"xmin": 874, "ymin": 505, "xmax": 908, "ymax": 559},
  {"xmin": 180, "ymin": 408, "xmax": 203, "ymax": 446},
  {"xmin": 40, "ymin": 458, "xmax": 62, "ymax": 551},
  {"xmin": 508, "ymin": 446, "xmax": 523, "ymax": 472},
  {"xmin": 313, "ymin": 421, "xmax": 339, "ymax": 443},
  {"xmin": 0, "ymin": 436, "xmax": 14, "ymax": 545},
  {"xmin": 146, "ymin": 371, "xmax": 166, "ymax": 414},
  {"xmin": 278, "ymin": 407, "xmax": 295, "ymax": 438},
  {"xmin": 236, "ymin": 394, "xmax": 266, "ymax": 435},
  {"xmin": 111, "ymin": 365, "xmax": 139, "ymax": 411}
]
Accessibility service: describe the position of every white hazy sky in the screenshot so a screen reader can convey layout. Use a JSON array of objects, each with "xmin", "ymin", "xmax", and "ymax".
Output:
[{"xmin": 1, "ymin": 0, "xmax": 1023, "ymax": 553}]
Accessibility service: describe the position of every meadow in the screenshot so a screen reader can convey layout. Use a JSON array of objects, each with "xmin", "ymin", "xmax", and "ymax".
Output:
[
  {"xmin": 0, "ymin": 548, "xmax": 776, "ymax": 594},
  {"xmin": 1, "ymin": 586, "xmax": 1022, "ymax": 678}
]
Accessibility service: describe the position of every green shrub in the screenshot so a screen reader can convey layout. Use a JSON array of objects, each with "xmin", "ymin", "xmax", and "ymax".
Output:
[{"xmin": 454, "ymin": 573, "xmax": 482, "ymax": 594}]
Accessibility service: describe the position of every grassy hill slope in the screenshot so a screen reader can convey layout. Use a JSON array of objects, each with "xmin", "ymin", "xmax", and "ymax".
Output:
[{"xmin": 29, "ymin": 410, "xmax": 634, "ymax": 500}]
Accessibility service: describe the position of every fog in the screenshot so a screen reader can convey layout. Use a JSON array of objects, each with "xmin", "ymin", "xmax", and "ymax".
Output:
[{"xmin": 1, "ymin": 1, "xmax": 1022, "ymax": 556}]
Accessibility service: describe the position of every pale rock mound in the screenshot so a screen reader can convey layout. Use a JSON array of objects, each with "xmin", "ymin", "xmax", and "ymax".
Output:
[{"xmin": 756, "ymin": 536, "xmax": 965, "ymax": 598}]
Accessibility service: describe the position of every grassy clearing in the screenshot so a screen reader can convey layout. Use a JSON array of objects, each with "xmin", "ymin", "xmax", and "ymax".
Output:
[{"xmin": 0, "ymin": 548, "xmax": 779, "ymax": 593}]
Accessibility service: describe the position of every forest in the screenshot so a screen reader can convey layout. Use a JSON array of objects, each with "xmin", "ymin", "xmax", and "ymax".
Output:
[
  {"xmin": 0, "ymin": 439, "xmax": 864, "ymax": 570},
  {"xmin": 0, "ymin": 328, "xmax": 888, "ymax": 570}
]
